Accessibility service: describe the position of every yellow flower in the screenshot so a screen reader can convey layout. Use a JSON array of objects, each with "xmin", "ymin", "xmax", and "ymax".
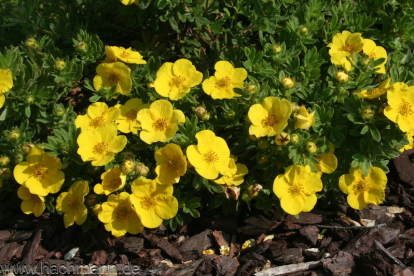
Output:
[
  {"xmin": 273, "ymin": 164, "xmax": 323, "ymax": 215},
  {"xmin": 17, "ymin": 186, "xmax": 45, "ymax": 217},
  {"xmin": 103, "ymin": 46, "xmax": 146, "ymax": 64},
  {"xmin": 93, "ymin": 62, "xmax": 132, "ymax": 96},
  {"xmin": 154, "ymin": 143, "xmax": 187, "ymax": 185},
  {"xmin": 400, "ymin": 133, "xmax": 414, "ymax": 152},
  {"xmin": 327, "ymin": 31, "xmax": 364, "ymax": 70},
  {"xmin": 136, "ymin": 100, "xmax": 185, "ymax": 144},
  {"xmin": 130, "ymin": 178, "xmax": 178, "ymax": 228},
  {"xmin": 248, "ymin": 96, "xmax": 292, "ymax": 138},
  {"xmin": 0, "ymin": 69, "xmax": 13, "ymax": 109},
  {"xmin": 339, "ymin": 167, "xmax": 387, "ymax": 210},
  {"xmin": 215, "ymin": 158, "xmax": 248, "ymax": 186},
  {"xmin": 313, "ymin": 143, "xmax": 338, "ymax": 174},
  {"xmin": 13, "ymin": 147, "xmax": 65, "ymax": 196},
  {"xmin": 154, "ymin": 59, "xmax": 203, "ymax": 101},
  {"xmin": 77, "ymin": 124, "xmax": 127, "ymax": 166},
  {"xmin": 120, "ymin": 0, "xmax": 151, "ymax": 5},
  {"xmin": 56, "ymin": 180, "xmax": 89, "ymax": 228},
  {"xmin": 187, "ymin": 130, "xmax": 237, "ymax": 180},
  {"xmin": 384, "ymin": 82, "xmax": 414, "ymax": 133},
  {"xmin": 98, "ymin": 192, "xmax": 143, "ymax": 237},
  {"xmin": 75, "ymin": 102, "xmax": 120, "ymax": 131},
  {"xmin": 355, "ymin": 78, "xmax": 391, "ymax": 100},
  {"xmin": 94, "ymin": 165, "xmax": 127, "ymax": 195},
  {"xmin": 115, "ymin": 98, "xmax": 149, "ymax": 134},
  {"xmin": 202, "ymin": 61, "xmax": 248, "ymax": 99},
  {"xmin": 294, "ymin": 106, "xmax": 315, "ymax": 130},
  {"xmin": 362, "ymin": 39, "xmax": 387, "ymax": 74}
]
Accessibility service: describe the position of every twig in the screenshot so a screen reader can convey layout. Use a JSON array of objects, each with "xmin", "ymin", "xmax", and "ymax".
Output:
[
  {"xmin": 316, "ymin": 223, "xmax": 387, "ymax": 230},
  {"xmin": 255, "ymin": 260, "xmax": 322, "ymax": 276}
]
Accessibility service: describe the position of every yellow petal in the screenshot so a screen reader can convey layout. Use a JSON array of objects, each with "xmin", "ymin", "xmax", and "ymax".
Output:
[
  {"xmin": 214, "ymin": 61, "xmax": 234, "ymax": 79},
  {"xmin": 280, "ymin": 193, "xmax": 304, "ymax": 215},
  {"xmin": 0, "ymin": 69, "xmax": 13, "ymax": 93},
  {"xmin": 14, "ymin": 162, "xmax": 30, "ymax": 184},
  {"xmin": 155, "ymin": 195, "xmax": 178, "ymax": 220},
  {"xmin": 347, "ymin": 192, "xmax": 367, "ymax": 210}
]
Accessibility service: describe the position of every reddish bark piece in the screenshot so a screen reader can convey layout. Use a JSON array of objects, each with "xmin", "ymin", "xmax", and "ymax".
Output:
[
  {"xmin": 265, "ymin": 240, "xmax": 287, "ymax": 258},
  {"xmin": 213, "ymin": 230, "xmax": 231, "ymax": 247},
  {"xmin": 326, "ymin": 241, "xmax": 341, "ymax": 257},
  {"xmin": 284, "ymin": 213, "xmax": 326, "ymax": 230},
  {"xmin": 304, "ymin": 249, "xmax": 324, "ymax": 261},
  {"xmin": 0, "ymin": 242, "xmax": 20, "ymax": 264},
  {"xmin": 179, "ymin": 229, "xmax": 213, "ymax": 261},
  {"xmin": 176, "ymin": 258, "xmax": 203, "ymax": 276},
  {"xmin": 214, "ymin": 255, "xmax": 239, "ymax": 276},
  {"xmin": 21, "ymin": 229, "xmax": 42, "ymax": 266},
  {"xmin": 141, "ymin": 230, "xmax": 184, "ymax": 261},
  {"xmin": 357, "ymin": 205, "xmax": 393, "ymax": 225},
  {"xmin": 106, "ymin": 247, "xmax": 117, "ymax": 264},
  {"xmin": 319, "ymin": 236, "xmax": 332, "ymax": 248},
  {"xmin": 322, "ymin": 251, "xmax": 355, "ymax": 275},
  {"xmin": 119, "ymin": 254, "xmax": 128, "ymax": 264},
  {"xmin": 387, "ymin": 244, "xmax": 406, "ymax": 259},
  {"xmin": 237, "ymin": 252, "xmax": 267, "ymax": 276},
  {"xmin": 394, "ymin": 268, "xmax": 414, "ymax": 276},
  {"xmin": 90, "ymin": 250, "xmax": 107, "ymax": 265},
  {"xmin": 0, "ymin": 230, "xmax": 11, "ymax": 245},
  {"xmin": 392, "ymin": 148, "xmax": 414, "ymax": 186},
  {"xmin": 274, "ymin": 248, "xmax": 304, "ymax": 265},
  {"xmin": 115, "ymin": 237, "xmax": 144, "ymax": 255},
  {"xmin": 300, "ymin": 225, "xmax": 320, "ymax": 245}
]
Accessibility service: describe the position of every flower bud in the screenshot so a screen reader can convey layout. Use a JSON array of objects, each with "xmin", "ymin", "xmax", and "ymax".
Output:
[
  {"xmin": 282, "ymin": 77, "xmax": 294, "ymax": 88},
  {"xmin": 54, "ymin": 104, "xmax": 65, "ymax": 117},
  {"xmin": 148, "ymin": 83, "xmax": 155, "ymax": 89},
  {"xmin": 247, "ymin": 184, "xmax": 263, "ymax": 198},
  {"xmin": 306, "ymin": 142, "xmax": 317, "ymax": 154},
  {"xmin": 258, "ymin": 139, "xmax": 269, "ymax": 149},
  {"xmin": 55, "ymin": 60, "xmax": 66, "ymax": 70},
  {"xmin": 301, "ymin": 27, "xmax": 308, "ymax": 34},
  {"xmin": 290, "ymin": 102, "xmax": 300, "ymax": 113},
  {"xmin": 362, "ymin": 109, "xmax": 374, "ymax": 119},
  {"xmin": 14, "ymin": 152, "xmax": 24, "ymax": 163},
  {"xmin": 195, "ymin": 106, "xmax": 210, "ymax": 120},
  {"xmin": 25, "ymin": 96, "xmax": 35, "ymax": 105},
  {"xmin": 0, "ymin": 168, "xmax": 12, "ymax": 180},
  {"xmin": 335, "ymin": 71, "xmax": 349, "ymax": 83},
  {"xmin": 25, "ymin": 38, "xmax": 37, "ymax": 48},
  {"xmin": 62, "ymin": 162, "xmax": 70, "ymax": 169},
  {"xmin": 122, "ymin": 160, "xmax": 135, "ymax": 175},
  {"xmin": 75, "ymin": 41, "xmax": 88, "ymax": 52},
  {"xmin": 241, "ymin": 191, "xmax": 251, "ymax": 203},
  {"xmin": 93, "ymin": 204, "xmax": 102, "ymax": 215},
  {"xmin": 290, "ymin": 134, "xmax": 300, "ymax": 144},
  {"xmin": 22, "ymin": 143, "xmax": 35, "ymax": 155},
  {"xmin": 275, "ymin": 132, "xmax": 291, "ymax": 146},
  {"xmin": 226, "ymin": 110, "xmax": 236, "ymax": 120},
  {"xmin": 377, "ymin": 105, "xmax": 384, "ymax": 114},
  {"xmin": 0, "ymin": 157, "xmax": 10, "ymax": 167},
  {"xmin": 272, "ymin": 45, "xmax": 282, "ymax": 54},
  {"xmin": 245, "ymin": 85, "xmax": 257, "ymax": 95},
  {"xmin": 249, "ymin": 135, "xmax": 259, "ymax": 141},
  {"xmin": 8, "ymin": 131, "xmax": 20, "ymax": 142},
  {"xmin": 135, "ymin": 163, "xmax": 149, "ymax": 176},
  {"xmin": 86, "ymin": 194, "xmax": 99, "ymax": 207},
  {"xmin": 122, "ymin": 151, "xmax": 135, "ymax": 160}
]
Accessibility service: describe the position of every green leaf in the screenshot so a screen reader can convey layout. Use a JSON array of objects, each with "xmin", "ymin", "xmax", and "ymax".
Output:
[
  {"xmin": 369, "ymin": 125, "xmax": 381, "ymax": 142},
  {"xmin": 360, "ymin": 125, "xmax": 369, "ymax": 135},
  {"xmin": 89, "ymin": 95, "xmax": 101, "ymax": 102},
  {"xmin": 169, "ymin": 17, "xmax": 180, "ymax": 33}
]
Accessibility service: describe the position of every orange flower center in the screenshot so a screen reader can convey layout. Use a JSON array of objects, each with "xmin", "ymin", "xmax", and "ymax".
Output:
[
  {"xmin": 93, "ymin": 142, "xmax": 109, "ymax": 155},
  {"xmin": 398, "ymin": 101, "xmax": 413, "ymax": 117},
  {"xmin": 90, "ymin": 116, "xmax": 105, "ymax": 128},
  {"xmin": 217, "ymin": 77, "xmax": 232, "ymax": 89},
  {"xmin": 203, "ymin": 150, "xmax": 219, "ymax": 164},
  {"xmin": 367, "ymin": 88, "xmax": 384, "ymax": 95},
  {"xmin": 126, "ymin": 109, "xmax": 138, "ymax": 122},
  {"xmin": 120, "ymin": 51, "xmax": 131, "ymax": 60},
  {"xmin": 288, "ymin": 183, "xmax": 304, "ymax": 196},
  {"xmin": 108, "ymin": 178, "xmax": 122, "ymax": 189},
  {"xmin": 109, "ymin": 73, "xmax": 119, "ymax": 84},
  {"xmin": 354, "ymin": 179, "xmax": 370, "ymax": 192},
  {"xmin": 154, "ymin": 118, "xmax": 168, "ymax": 131},
  {"xmin": 167, "ymin": 159, "xmax": 178, "ymax": 171},
  {"xmin": 262, "ymin": 115, "xmax": 278, "ymax": 127},
  {"xmin": 369, "ymin": 52, "xmax": 376, "ymax": 59},
  {"xmin": 67, "ymin": 197, "xmax": 79, "ymax": 210},
  {"xmin": 141, "ymin": 197, "xmax": 158, "ymax": 210},
  {"xmin": 170, "ymin": 76, "xmax": 186, "ymax": 88},
  {"xmin": 340, "ymin": 43, "xmax": 353, "ymax": 53},
  {"xmin": 114, "ymin": 206, "xmax": 130, "ymax": 220},
  {"xmin": 33, "ymin": 165, "xmax": 47, "ymax": 180}
]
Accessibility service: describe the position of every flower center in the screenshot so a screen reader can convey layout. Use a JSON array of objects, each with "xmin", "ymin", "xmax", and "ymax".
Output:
[
  {"xmin": 398, "ymin": 101, "xmax": 413, "ymax": 117},
  {"xmin": 355, "ymin": 179, "xmax": 370, "ymax": 193},
  {"xmin": 67, "ymin": 197, "xmax": 79, "ymax": 210},
  {"xmin": 154, "ymin": 118, "xmax": 168, "ymax": 131},
  {"xmin": 217, "ymin": 77, "xmax": 232, "ymax": 89},
  {"xmin": 262, "ymin": 115, "xmax": 278, "ymax": 127},
  {"xmin": 126, "ymin": 109, "xmax": 138, "ymax": 122},
  {"xmin": 288, "ymin": 183, "xmax": 304, "ymax": 196},
  {"xmin": 120, "ymin": 51, "xmax": 131, "ymax": 60},
  {"xmin": 90, "ymin": 116, "xmax": 105, "ymax": 128},
  {"xmin": 109, "ymin": 73, "xmax": 119, "ymax": 84},
  {"xmin": 33, "ymin": 165, "xmax": 47, "ymax": 180},
  {"xmin": 114, "ymin": 206, "xmax": 130, "ymax": 220},
  {"xmin": 340, "ymin": 43, "xmax": 353, "ymax": 53},
  {"xmin": 369, "ymin": 52, "xmax": 376, "ymax": 59},
  {"xmin": 203, "ymin": 150, "xmax": 219, "ymax": 164},
  {"xmin": 367, "ymin": 88, "xmax": 384, "ymax": 95},
  {"xmin": 141, "ymin": 197, "xmax": 158, "ymax": 210},
  {"xmin": 93, "ymin": 142, "xmax": 109, "ymax": 155},
  {"xmin": 108, "ymin": 178, "xmax": 122, "ymax": 189},
  {"xmin": 170, "ymin": 76, "xmax": 186, "ymax": 88},
  {"xmin": 167, "ymin": 159, "xmax": 178, "ymax": 171}
]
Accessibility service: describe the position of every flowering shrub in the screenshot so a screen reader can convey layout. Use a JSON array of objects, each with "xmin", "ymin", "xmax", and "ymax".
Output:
[{"xmin": 1, "ymin": 0, "xmax": 414, "ymax": 236}]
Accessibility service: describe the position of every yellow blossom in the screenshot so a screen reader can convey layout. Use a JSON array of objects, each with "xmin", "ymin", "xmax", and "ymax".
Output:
[
  {"xmin": 242, "ymin": 239, "xmax": 256, "ymax": 249},
  {"xmin": 154, "ymin": 59, "xmax": 203, "ymax": 101},
  {"xmin": 103, "ymin": 46, "xmax": 146, "ymax": 64},
  {"xmin": 75, "ymin": 102, "xmax": 120, "ymax": 131},
  {"xmin": 154, "ymin": 143, "xmax": 187, "ymax": 185},
  {"xmin": 327, "ymin": 31, "xmax": 364, "ymax": 70},
  {"xmin": 130, "ymin": 178, "xmax": 178, "ymax": 228},
  {"xmin": 384, "ymin": 82, "xmax": 414, "ymax": 133},
  {"xmin": 313, "ymin": 143, "xmax": 338, "ymax": 174},
  {"xmin": 56, "ymin": 180, "xmax": 89, "ymax": 228},
  {"xmin": 77, "ymin": 124, "xmax": 127, "ymax": 166},
  {"xmin": 339, "ymin": 167, "xmax": 387, "ymax": 210},
  {"xmin": 273, "ymin": 164, "xmax": 323, "ymax": 215},
  {"xmin": 137, "ymin": 100, "xmax": 185, "ymax": 144},
  {"xmin": 202, "ymin": 61, "xmax": 248, "ymax": 99},
  {"xmin": 94, "ymin": 165, "xmax": 126, "ymax": 195},
  {"xmin": 220, "ymin": 246, "xmax": 230, "ymax": 256},
  {"xmin": 355, "ymin": 78, "xmax": 391, "ymax": 100},
  {"xmin": 98, "ymin": 192, "xmax": 143, "ymax": 237},
  {"xmin": 362, "ymin": 39, "xmax": 387, "ymax": 74},
  {"xmin": 13, "ymin": 147, "xmax": 65, "ymax": 196},
  {"xmin": 294, "ymin": 106, "xmax": 315, "ymax": 130},
  {"xmin": 0, "ymin": 69, "xmax": 13, "ymax": 109},
  {"xmin": 281, "ymin": 77, "xmax": 294, "ymax": 88},
  {"xmin": 248, "ymin": 96, "xmax": 292, "ymax": 138},
  {"xmin": 215, "ymin": 158, "xmax": 248, "ymax": 186},
  {"xmin": 120, "ymin": 0, "xmax": 151, "ymax": 5},
  {"xmin": 93, "ymin": 62, "xmax": 132, "ymax": 96},
  {"xmin": 115, "ymin": 98, "xmax": 149, "ymax": 134},
  {"xmin": 17, "ymin": 186, "xmax": 45, "ymax": 217},
  {"xmin": 187, "ymin": 130, "xmax": 237, "ymax": 180},
  {"xmin": 400, "ymin": 133, "xmax": 414, "ymax": 152}
]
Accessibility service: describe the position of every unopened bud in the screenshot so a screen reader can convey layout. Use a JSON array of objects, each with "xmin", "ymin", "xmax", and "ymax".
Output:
[
  {"xmin": 258, "ymin": 139, "xmax": 269, "ymax": 149},
  {"xmin": 247, "ymin": 184, "xmax": 263, "ymax": 198},
  {"xmin": 122, "ymin": 160, "xmax": 135, "ymax": 175},
  {"xmin": 54, "ymin": 104, "xmax": 65, "ymax": 116},
  {"xmin": 282, "ymin": 77, "xmax": 294, "ymax": 88},
  {"xmin": 8, "ymin": 131, "xmax": 20, "ymax": 142},
  {"xmin": 25, "ymin": 96, "xmax": 35, "ymax": 104},
  {"xmin": 25, "ymin": 38, "xmax": 37, "ymax": 48},
  {"xmin": 290, "ymin": 134, "xmax": 300, "ymax": 145},
  {"xmin": 195, "ymin": 106, "xmax": 209, "ymax": 120},
  {"xmin": 85, "ymin": 194, "xmax": 99, "ymax": 207},
  {"xmin": 0, "ymin": 168, "xmax": 12, "ymax": 180},
  {"xmin": 241, "ymin": 191, "xmax": 251, "ymax": 203},
  {"xmin": 226, "ymin": 110, "xmax": 236, "ymax": 120},
  {"xmin": 55, "ymin": 60, "xmax": 66, "ymax": 70},
  {"xmin": 75, "ymin": 41, "xmax": 88, "ymax": 52},
  {"xmin": 335, "ymin": 71, "xmax": 349, "ymax": 83},
  {"xmin": 22, "ymin": 143, "xmax": 35, "ymax": 155},
  {"xmin": 245, "ymin": 85, "xmax": 257, "ymax": 95},
  {"xmin": 0, "ymin": 157, "xmax": 10, "ymax": 167},
  {"xmin": 148, "ymin": 83, "xmax": 155, "ymax": 89},
  {"xmin": 362, "ymin": 109, "xmax": 374, "ymax": 119},
  {"xmin": 14, "ymin": 153, "xmax": 24, "ymax": 164},
  {"xmin": 62, "ymin": 162, "xmax": 70, "ymax": 169},
  {"xmin": 377, "ymin": 105, "xmax": 384, "ymax": 114},
  {"xmin": 306, "ymin": 142, "xmax": 317, "ymax": 154},
  {"xmin": 291, "ymin": 102, "xmax": 300, "ymax": 112},
  {"xmin": 135, "ymin": 163, "xmax": 149, "ymax": 176},
  {"xmin": 275, "ymin": 132, "xmax": 291, "ymax": 146},
  {"xmin": 93, "ymin": 204, "xmax": 102, "ymax": 215},
  {"xmin": 301, "ymin": 27, "xmax": 308, "ymax": 34},
  {"xmin": 272, "ymin": 45, "xmax": 282, "ymax": 54}
]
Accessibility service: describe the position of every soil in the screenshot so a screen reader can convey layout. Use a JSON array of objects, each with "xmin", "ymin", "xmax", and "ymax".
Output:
[{"xmin": 1, "ymin": 149, "xmax": 414, "ymax": 276}]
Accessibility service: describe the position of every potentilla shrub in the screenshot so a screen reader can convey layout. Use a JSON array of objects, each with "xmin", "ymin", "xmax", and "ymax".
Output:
[{"xmin": 0, "ymin": 0, "xmax": 413, "ymax": 236}]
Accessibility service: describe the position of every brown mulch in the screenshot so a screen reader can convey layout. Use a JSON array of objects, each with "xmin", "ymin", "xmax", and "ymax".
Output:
[{"xmin": 1, "ymin": 149, "xmax": 414, "ymax": 276}]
